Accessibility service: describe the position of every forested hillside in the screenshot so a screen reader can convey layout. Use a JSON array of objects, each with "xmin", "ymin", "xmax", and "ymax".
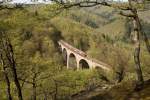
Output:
[{"xmin": 0, "ymin": 4, "xmax": 150, "ymax": 100}]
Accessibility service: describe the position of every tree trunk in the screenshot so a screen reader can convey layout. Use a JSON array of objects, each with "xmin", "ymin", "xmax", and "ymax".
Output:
[
  {"xmin": 1, "ymin": 33, "xmax": 23, "ymax": 100},
  {"xmin": 132, "ymin": 14, "xmax": 144, "ymax": 90},
  {"xmin": 11, "ymin": 64, "xmax": 23, "ymax": 100},
  {"xmin": 54, "ymin": 80, "xmax": 58, "ymax": 100},
  {"xmin": 32, "ymin": 73, "xmax": 37, "ymax": 100},
  {"xmin": 0, "ymin": 54, "xmax": 12, "ymax": 100},
  {"xmin": 128, "ymin": 0, "xmax": 144, "ymax": 89},
  {"xmin": 8, "ymin": 43, "xmax": 23, "ymax": 100},
  {"xmin": 4, "ymin": 72, "xmax": 12, "ymax": 100},
  {"xmin": 32, "ymin": 83, "xmax": 36, "ymax": 100}
]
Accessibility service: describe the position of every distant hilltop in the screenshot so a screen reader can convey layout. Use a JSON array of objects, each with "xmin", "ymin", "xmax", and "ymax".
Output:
[
  {"xmin": 0, "ymin": 0, "xmax": 52, "ymax": 4},
  {"xmin": 0, "ymin": 0, "xmax": 128, "ymax": 4}
]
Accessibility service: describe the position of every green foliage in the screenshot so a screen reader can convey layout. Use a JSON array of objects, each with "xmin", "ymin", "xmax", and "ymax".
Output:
[{"xmin": 0, "ymin": 4, "xmax": 150, "ymax": 100}]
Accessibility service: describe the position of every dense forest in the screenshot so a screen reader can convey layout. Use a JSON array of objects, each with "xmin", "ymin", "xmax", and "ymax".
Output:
[{"xmin": 0, "ymin": 1, "xmax": 150, "ymax": 100}]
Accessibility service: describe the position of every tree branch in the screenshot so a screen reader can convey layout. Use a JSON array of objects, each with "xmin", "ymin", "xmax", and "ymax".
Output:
[
  {"xmin": 53, "ymin": 0, "xmax": 132, "ymax": 10},
  {"xmin": 119, "ymin": 11, "xmax": 135, "ymax": 17},
  {"xmin": 18, "ymin": 78, "xmax": 33, "ymax": 84}
]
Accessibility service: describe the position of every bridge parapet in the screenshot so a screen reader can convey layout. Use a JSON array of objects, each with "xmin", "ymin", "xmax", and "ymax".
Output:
[{"xmin": 58, "ymin": 40, "xmax": 87, "ymax": 57}]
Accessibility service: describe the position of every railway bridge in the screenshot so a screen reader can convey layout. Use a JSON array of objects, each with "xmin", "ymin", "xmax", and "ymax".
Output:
[{"xmin": 58, "ymin": 40, "xmax": 111, "ymax": 71}]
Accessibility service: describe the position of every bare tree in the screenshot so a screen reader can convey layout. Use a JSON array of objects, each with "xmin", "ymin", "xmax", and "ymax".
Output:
[
  {"xmin": 18, "ymin": 70, "xmax": 51, "ymax": 100},
  {"xmin": 0, "ymin": 32, "xmax": 23, "ymax": 100},
  {"xmin": 0, "ymin": 46, "xmax": 12, "ymax": 100}
]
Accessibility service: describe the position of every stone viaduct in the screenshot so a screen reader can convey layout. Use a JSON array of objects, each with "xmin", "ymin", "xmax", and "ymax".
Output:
[{"xmin": 58, "ymin": 40, "xmax": 111, "ymax": 71}]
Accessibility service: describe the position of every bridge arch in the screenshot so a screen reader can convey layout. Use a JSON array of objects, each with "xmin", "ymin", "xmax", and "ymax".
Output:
[
  {"xmin": 79, "ymin": 59, "xmax": 89, "ymax": 69},
  {"xmin": 69, "ymin": 53, "xmax": 77, "ymax": 70}
]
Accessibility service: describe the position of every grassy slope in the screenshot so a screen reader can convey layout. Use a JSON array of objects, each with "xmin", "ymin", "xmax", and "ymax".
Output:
[
  {"xmin": 50, "ymin": 16, "xmax": 98, "ymax": 49},
  {"xmin": 67, "ymin": 8, "xmax": 109, "ymax": 27},
  {"xmin": 139, "ymin": 10, "xmax": 150, "ymax": 23},
  {"xmin": 97, "ymin": 18, "xmax": 127, "ymax": 36}
]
